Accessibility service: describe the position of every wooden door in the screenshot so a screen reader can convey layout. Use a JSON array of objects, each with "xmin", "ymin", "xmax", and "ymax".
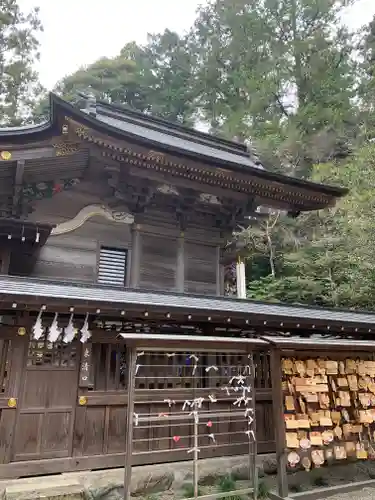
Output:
[{"xmin": 12, "ymin": 335, "xmax": 79, "ymax": 462}]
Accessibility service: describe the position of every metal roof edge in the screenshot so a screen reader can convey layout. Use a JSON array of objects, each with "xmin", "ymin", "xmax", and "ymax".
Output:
[
  {"xmin": 0, "ymin": 275, "xmax": 374, "ymax": 327},
  {"xmin": 0, "ymin": 94, "xmax": 57, "ymax": 141},
  {"xmin": 261, "ymin": 335, "xmax": 375, "ymax": 349}
]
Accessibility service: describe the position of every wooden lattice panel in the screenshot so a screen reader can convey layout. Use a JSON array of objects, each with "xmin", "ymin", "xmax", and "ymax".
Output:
[
  {"xmin": 132, "ymin": 349, "xmax": 257, "ymax": 463},
  {"xmin": 0, "ymin": 339, "xmax": 10, "ymax": 393},
  {"xmin": 27, "ymin": 334, "xmax": 78, "ymax": 368}
]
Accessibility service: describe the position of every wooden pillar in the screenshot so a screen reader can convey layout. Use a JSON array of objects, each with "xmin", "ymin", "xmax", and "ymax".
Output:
[
  {"xmin": 216, "ymin": 246, "xmax": 223, "ymax": 296},
  {"xmin": 0, "ymin": 335, "xmax": 27, "ymax": 464},
  {"xmin": 124, "ymin": 346, "xmax": 137, "ymax": 500},
  {"xmin": 130, "ymin": 225, "xmax": 141, "ymax": 288},
  {"xmin": 0, "ymin": 249, "xmax": 11, "ymax": 274},
  {"xmin": 176, "ymin": 232, "xmax": 185, "ymax": 292},
  {"xmin": 270, "ymin": 348, "xmax": 288, "ymax": 498},
  {"xmin": 236, "ymin": 256, "xmax": 246, "ymax": 299}
]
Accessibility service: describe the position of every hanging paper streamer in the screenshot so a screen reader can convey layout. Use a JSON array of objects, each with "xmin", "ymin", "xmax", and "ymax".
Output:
[
  {"xmin": 221, "ymin": 386, "xmax": 230, "ymax": 396},
  {"xmin": 187, "ymin": 446, "xmax": 201, "ymax": 454},
  {"xmin": 134, "ymin": 413, "xmax": 139, "ymax": 427},
  {"xmin": 80, "ymin": 313, "xmax": 91, "ymax": 343},
  {"xmin": 208, "ymin": 394, "xmax": 217, "ymax": 403},
  {"xmin": 164, "ymin": 399, "xmax": 176, "ymax": 407},
  {"xmin": 48, "ymin": 313, "xmax": 62, "ymax": 342},
  {"xmin": 205, "ymin": 365, "xmax": 218, "ymax": 373},
  {"xmin": 187, "ymin": 354, "xmax": 199, "ymax": 375},
  {"xmin": 208, "ymin": 433, "xmax": 216, "ymax": 443},
  {"xmin": 229, "ymin": 375, "xmax": 246, "ymax": 385},
  {"xmin": 245, "ymin": 430, "xmax": 256, "ymax": 441},
  {"xmin": 32, "ymin": 308, "xmax": 44, "ymax": 340},
  {"xmin": 63, "ymin": 313, "xmax": 76, "ymax": 343}
]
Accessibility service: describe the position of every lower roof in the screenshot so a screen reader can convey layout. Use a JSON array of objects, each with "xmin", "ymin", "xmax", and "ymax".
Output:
[{"xmin": 0, "ymin": 275, "xmax": 374, "ymax": 330}]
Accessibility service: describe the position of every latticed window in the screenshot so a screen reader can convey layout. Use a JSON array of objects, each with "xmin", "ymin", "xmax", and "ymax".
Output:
[
  {"xmin": 97, "ymin": 247, "xmax": 127, "ymax": 286},
  {"xmin": 27, "ymin": 333, "xmax": 78, "ymax": 367},
  {"xmin": 0, "ymin": 340, "xmax": 10, "ymax": 393}
]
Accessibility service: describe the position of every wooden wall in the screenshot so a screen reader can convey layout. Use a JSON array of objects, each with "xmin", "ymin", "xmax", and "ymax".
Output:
[
  {"xmin": 10, "ymin": 185, "xmax": 223, "ymax": 295},
  {"xmin": 0, "ymin": 335, "xmax": 275, "ymax": 479}
]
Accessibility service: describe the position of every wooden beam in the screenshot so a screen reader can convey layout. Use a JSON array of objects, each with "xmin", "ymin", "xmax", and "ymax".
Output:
[
  {"xmin": 11, "ymin": 160, "xmax": 25, "ymax": 216},
  {"xmin": 129, "ymin": 225, "xmax": 140, "ymax": 287},
  {"xmin": 216, "ymin": 246, "xmax": 222, "ymax": 296},
  {"xmin": 270, "ymin": 348, "xmax": 288, "ymax": 498},
  {"xmin": 176, "ymin": 233, "xmax": 185, "ymax": 292},
  {"xmin": 0, "ymin": 249, "xmax": 10, "ymax": 274},
  {"xmin": 123, "ymin": 346, "xmax": 137, "ymax": 500}
]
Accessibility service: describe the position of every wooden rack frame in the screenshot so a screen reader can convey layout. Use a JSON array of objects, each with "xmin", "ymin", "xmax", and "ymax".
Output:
[
  {"xmin": 121, "ymin": 333, "xmax": 262, "ymax": 500},
  {"xmin": 268, "ymin": 336, "xmax": 375, "ymax": 499}
]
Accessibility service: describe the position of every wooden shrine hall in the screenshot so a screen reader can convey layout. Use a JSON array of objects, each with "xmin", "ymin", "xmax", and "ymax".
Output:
[{"xmin": 0, "ymin": 93, "xmax": 371, "ymax": 489}]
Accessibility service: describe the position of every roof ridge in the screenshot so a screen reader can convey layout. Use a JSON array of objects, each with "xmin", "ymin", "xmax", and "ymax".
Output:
[{"xmin": 96, "ymin": 99, "xmax": 249, "ymax": 154}]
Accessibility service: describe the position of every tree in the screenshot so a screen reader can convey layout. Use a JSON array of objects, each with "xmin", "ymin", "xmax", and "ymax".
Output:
[
  {"xmin": 0, "ymin": 0, "xmax": 43, "ymax": 125},
  {"xmin": 33, "ymin": 50, "xmax": 151, "ymax": 122},
  {"xmin": 34, "ymin": 31, "xmax": 197, "ymax": 125},
  {"xmin": 358, "ymin": 13, "xmax": 375, "ymax": 139},
  {"xmin": 190, "ymin": 0, "xmax": 358, "ymax": 175},
  {"xmin": 140, "ymin": 30, "xmax": 198, "ymax": 125},
  {"xmin": 247, "ymin": 143, "xmax": 375, "ymax": 310}
]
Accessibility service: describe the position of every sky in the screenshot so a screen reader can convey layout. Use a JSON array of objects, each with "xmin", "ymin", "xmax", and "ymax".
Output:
[{"xmin": 18, "ymin": 0, "xmax": 375, "ymax": 90}]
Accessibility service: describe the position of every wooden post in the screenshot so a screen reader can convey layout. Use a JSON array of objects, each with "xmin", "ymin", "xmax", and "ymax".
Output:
[
  {"xmin": 124, "ymin": 346, "xmax": 137, "ymax": 500},
  {"xmin": 130, "ymin": 225, "xmax": 140, "ymax": 288},
  {"xmin": 216, "ymin": 246, "xmax": 222, "ymax": 296},
  {"xmin": 249, "ymin": 353, "xmax": 258, "ymax": 500},
  {"xmin": 176, "ymin": 233, "xmax": 185, "ymax": 292},
  {"xmin": 270, "ymin": 348, "xmax": 288, "ymax": 498},
  {"xmin": 0, "ymin": 249, "xmax": 11, "ymax": 274},
  {"xmin": 193, "ymin": 412, "xmax": 199, "ymax": 499},
  {"xmin": 236, "ymin": 256, "xmax": 246, "ymax": 299}
]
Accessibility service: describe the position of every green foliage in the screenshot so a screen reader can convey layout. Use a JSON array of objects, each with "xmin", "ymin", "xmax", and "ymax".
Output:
[
  {"xmin": 247, "ymin": 143, "xmax": 375, "ymax": 310},
  {"xmin": 34, "ymin": 31, "xmax": 197, "ymax": 125},
  {"xmin": 0, "ymin": 0, "xmax": 43, "ymax": 125},
  {"xmin": 181, "ymin": 482, "xmax": 202, "ymax": 498},
  {"xmin": 189, "ymin": 0, "xmax": 358, "ymax": 175},
  {"xmin": 217, "ymin": 475, "xmax": 243, "ymax": 500},
  {"xmin": 257, "ymin": 480, "xmax": 270, "ymax": 499}
]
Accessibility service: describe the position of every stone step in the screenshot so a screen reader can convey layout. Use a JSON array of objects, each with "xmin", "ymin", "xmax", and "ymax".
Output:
[{"xmin": 5, "ymin": 481, "xmax": 84, "ymax": 500}]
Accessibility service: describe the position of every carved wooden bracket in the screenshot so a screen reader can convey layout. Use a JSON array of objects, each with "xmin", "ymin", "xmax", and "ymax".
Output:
[{"xmin": 51, "ymin": 204, "xmax": 134, "ymax": 236}]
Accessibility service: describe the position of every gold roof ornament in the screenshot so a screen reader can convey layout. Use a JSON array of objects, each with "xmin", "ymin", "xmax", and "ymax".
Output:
[{"xmin": 0, "ymin": 151, "xmax": 12, "ymax": 160}]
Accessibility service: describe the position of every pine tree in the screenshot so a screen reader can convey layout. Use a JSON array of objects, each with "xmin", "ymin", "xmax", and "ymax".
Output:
[{"xmin": 0, "ymin": 0, "xmax": 43, "ymax": 125}]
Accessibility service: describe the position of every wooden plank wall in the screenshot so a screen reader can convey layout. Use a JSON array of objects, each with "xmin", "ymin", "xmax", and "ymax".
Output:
[
  {"xmin": 14, "ymin": 186, "xmax": 222, "ymax": 295},
  {"xmin": 0, "ymin": 337, "xmax": 275, "ymax": 479}
]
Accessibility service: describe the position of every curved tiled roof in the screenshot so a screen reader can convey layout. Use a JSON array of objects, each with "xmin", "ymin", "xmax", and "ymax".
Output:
[{"xmin": 0, "ymin": 93, "xmax": 348, "ymax": 200}]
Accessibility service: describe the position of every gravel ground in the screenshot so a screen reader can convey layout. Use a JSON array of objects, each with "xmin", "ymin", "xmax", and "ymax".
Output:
[{"xmin": 315, "ymin": 488, "xmax": 375, "ymax": 500}]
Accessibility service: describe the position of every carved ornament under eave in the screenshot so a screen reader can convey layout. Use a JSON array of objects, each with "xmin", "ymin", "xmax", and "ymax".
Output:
[
  {"xmin": 52, "ymin": 142, "xmax": 80, "ymax": 157},
  {"xmin": 0, "ymin": 151, "xmax": 12, "ymax": 160},
  {"xmin": 51, "ymin": 204, "xmax": 134, "ymax": 236},
  {"xmin": 23, "ymin": 178, "xmax": 80, "ymax": 201},
  {"xmin": 73, "ymin": 124, "xmax": 333, "ymax": 209},
  {"xmin": 199, "ymin": 193, "xmax": 221, "ymax": 205},
  {"xmin": 157, "ymin": 184, "xmax": 179, "ymax": 196},
  {"xmin": 147, "ymin": 150, "xmax": 165, "ymax": 162}
]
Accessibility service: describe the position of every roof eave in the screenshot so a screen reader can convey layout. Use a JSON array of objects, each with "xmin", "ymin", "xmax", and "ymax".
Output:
[
  {"xmin": 49, "ymin": 95, "xmax": 347, "ymax": 200},
  {"xmin": 0, "ymin": 94, "xmax": 58, "ymax": 143}
]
